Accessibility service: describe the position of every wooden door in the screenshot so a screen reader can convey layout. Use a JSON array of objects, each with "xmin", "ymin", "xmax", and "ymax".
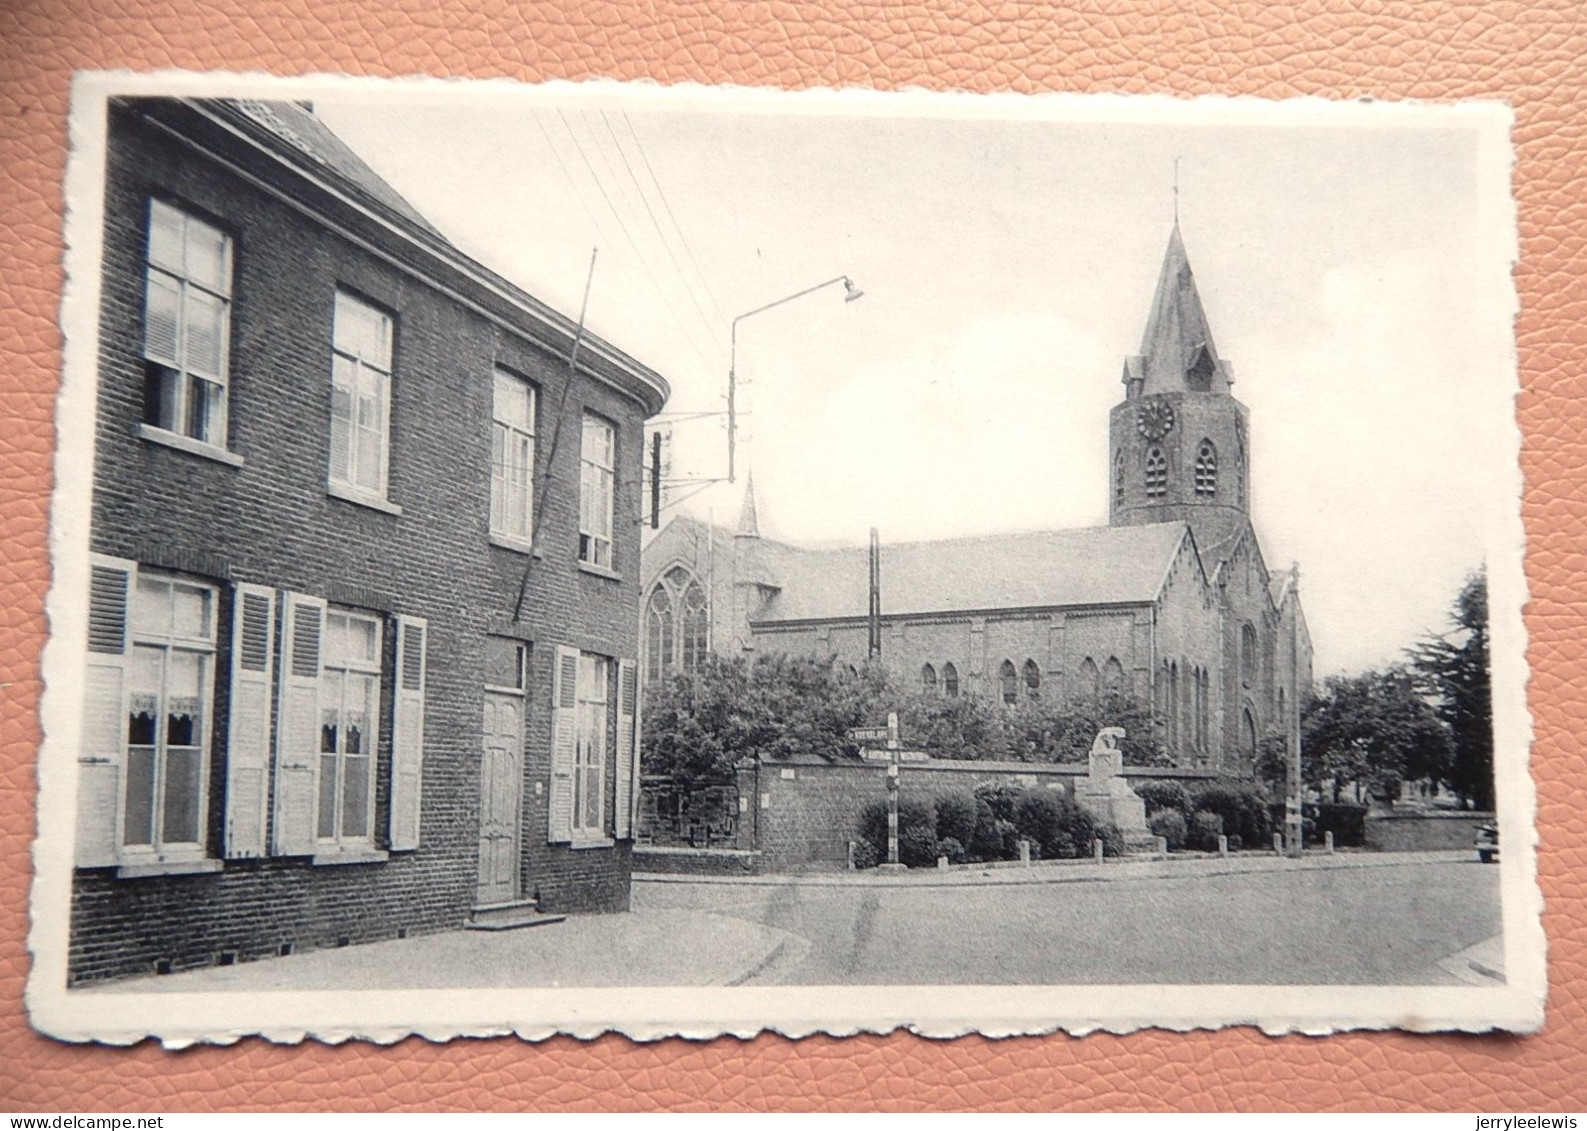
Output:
[{"xmin": 477, "ymin": 691, "xmax": 523, "ymax": 905}]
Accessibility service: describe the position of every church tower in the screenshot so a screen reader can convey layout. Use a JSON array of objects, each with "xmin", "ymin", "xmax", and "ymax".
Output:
[{"xmin": 1108, "ymin": 223, "xmax": 1251, "ymax": 558}]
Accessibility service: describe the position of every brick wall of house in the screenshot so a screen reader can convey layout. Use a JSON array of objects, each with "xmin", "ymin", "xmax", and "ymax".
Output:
[{"xmin": 68, "ymin": 100, "xmax": 654, "ymax": 984}]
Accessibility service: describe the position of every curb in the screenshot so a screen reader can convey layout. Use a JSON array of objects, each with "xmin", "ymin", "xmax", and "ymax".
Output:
[{"xmin": 634, "ymin": 850, "xmax": 1472, "ymax": 890}]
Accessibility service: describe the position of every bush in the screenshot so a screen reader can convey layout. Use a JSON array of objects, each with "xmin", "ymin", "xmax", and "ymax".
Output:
[
  {"xmin": 1313, "ymin": 802, "xmax": 1367, "ymax": 847},
  {"xmin": 937, "ymin": 835, "xmax": 967, "ymax": 865},
  {"xmin": 1097, "ymin": 821, "xmax": 1127, "ymax": 857},
  {"xmin": 1013, "ymin": 789, "xmax": 1096, "ymax": 859},
  {"xmin": 973, "ymin": 781, "xmax": 1023, "ymax": 824},
  {"xmin": 1136, "ymin": 780, "xmax": 1193, "ymax": 820},
  {"xmin": 1188, "ymin": 809, "xmax": 1225, "ymax": 851},
  {"xmin": 1192, "ymin": 783, "xmax": 1272, "ymax": 844},
  {"xmin": 967, "ymin": 798, "xmax": 1005, "ymax": 862},
  {"xmin": 935, "ymin": 792, "xmax": 978, "ymax": 848},
  {"xmin": 898, "ymin": 825, "xmax": 940, "ymax": 868},
  {"xmin": 1149, "ymin": 808, "xmax": 1188, "ymax": 851},
  {"xmin": 858, "ymin": 797, "xmax": 935, "ymax": 860},
  {"xmin": 851, "ymin": 838, "xmax": 879, "ymax": 870},
  {"xmin": 1226, "ymin": 833, "xmax": 1243, "ymax": 852}
]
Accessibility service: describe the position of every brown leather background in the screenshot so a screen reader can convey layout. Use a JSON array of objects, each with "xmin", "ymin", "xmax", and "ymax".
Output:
[{"xmin": 2, "ymin": 0, "xmax": 1583, "ymax": 1112}]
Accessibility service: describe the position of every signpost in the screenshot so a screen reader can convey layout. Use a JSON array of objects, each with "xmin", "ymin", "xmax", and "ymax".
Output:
[{"xmin": 850, "ymin": 713, "xmax": 911, "ymax": 871}]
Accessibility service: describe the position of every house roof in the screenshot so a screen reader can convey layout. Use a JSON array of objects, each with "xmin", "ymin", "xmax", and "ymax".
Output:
[
  {"xmin": 231, "ymin": 100, "xmax": 446, "ymax": 241},
  {"xmin": 752, "ymin": 522, "xmax": 1191, "ymax": 623}
]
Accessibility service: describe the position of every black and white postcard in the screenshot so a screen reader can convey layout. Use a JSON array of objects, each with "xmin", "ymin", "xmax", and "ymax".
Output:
[{"xmin": 28, "ymin": 72, "xmax": 1537, "ymax": 1042}]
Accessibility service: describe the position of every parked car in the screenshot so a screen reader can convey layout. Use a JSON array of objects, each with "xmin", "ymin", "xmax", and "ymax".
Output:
[{"xmin": 1475, "ymin": 824, "xmax": 1499, "ymax": 864}]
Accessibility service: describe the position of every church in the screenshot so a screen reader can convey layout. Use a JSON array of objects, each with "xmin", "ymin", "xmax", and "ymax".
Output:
[{"xmin": 640, "ymin": 223, "xmax": 1312, "ymax": 775}]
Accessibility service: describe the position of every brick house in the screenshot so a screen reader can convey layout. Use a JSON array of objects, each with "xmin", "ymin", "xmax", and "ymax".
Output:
[
  {"xmin": 68, "ymin": 97, "xmax": 669, "ymax": 984},
  {"xmin": 641, "ymin": 222, "xmax": 1310, "ymax": 775}
]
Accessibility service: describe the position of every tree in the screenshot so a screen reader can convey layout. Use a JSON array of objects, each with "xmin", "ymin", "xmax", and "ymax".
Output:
[
  {"xmin": 1301, "ymin": 666, "xmax": 1452, "ymax": 805},
  {"xmin": 640, "ymin": 654, "xmax": 891, "ymax": 789},
  {"xmin": 1408, "ymin": 570, "xmax": 1494, "ymax": 810}
]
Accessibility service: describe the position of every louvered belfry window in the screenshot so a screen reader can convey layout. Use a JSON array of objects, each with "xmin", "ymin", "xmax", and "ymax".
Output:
[
  {"xmin": 1145, "ymin": 446, "xmax": 1168, "ymax": 497},
  {"xmin": 1195, "ymin": 440, "xmax": 1218, "ymax": 496},
  {"xmin": 142, "ymin": 200, "xmax": 232, "ymax": 447}
]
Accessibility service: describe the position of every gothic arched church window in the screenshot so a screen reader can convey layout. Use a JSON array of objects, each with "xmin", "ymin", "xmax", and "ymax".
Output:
[
  {"xmin": 1145, "ymin": 446, "xmax": 1167, "ymax": 498},
  {"xmin": 643, "ymin": 566, "xmax": 709, "ymax": 682},
  {"xmin": 1023, "ymin": 659, "xmax": 1041, "ymax": 699},
  {"xmin": 1113, "ymin": 449, "xmax": 1125, "ymax": 507},
  {"xmin": 999, "ymin": 659, "xmax": 1018, "ymax": 706},
  {"xmin": 1195, "ymin": 440, "xmax": 1217, "ymax": 496},
  {"xmin": 1240, "ymin": 622, "xmax": 1257, "ymax": 688},
  {"xmin": 921, "ymin": 663, "xmax": 937, "ymax": 696},
  {"xmin": 942, "ymin": 662, "xmax": 960, "ymax": 699},
  {"xmin": 1102, "ymin": 656, "xmax": 1125, "ymax": 696},
  {"xmin": 1079, "ymin": 656, "xmax": 1100, "ymax": 700},
  {"xmin": 643, "ymin": 585, "xmax": 673, "ymax": 684}
]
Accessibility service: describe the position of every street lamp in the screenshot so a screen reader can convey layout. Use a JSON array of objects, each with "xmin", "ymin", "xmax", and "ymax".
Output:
[{"xmin": 727, "ymin": 274, "xmax": 863, "ymax": 482}]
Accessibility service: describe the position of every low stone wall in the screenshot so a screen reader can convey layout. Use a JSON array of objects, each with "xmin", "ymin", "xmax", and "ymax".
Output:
[
  {"xmin": 746, "ymin": 756, "xmax": 1218, "ymax": 873},
  {"xmin": 633, "ymin": 845, "xmax": 763, "ymax": 876},
  {"xmin": 1365, "ymin": 809, "xmax": 1494, "ymax": 852}
]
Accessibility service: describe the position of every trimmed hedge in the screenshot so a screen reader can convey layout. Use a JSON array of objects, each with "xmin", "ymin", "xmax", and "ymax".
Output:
[
  {"xmin": 935, "ymin": 792, "xmax": 978, "ymax": 848},
  {"xmin": 1136, "ymin": 780, "xmax": 1193, "ymax": 820},
  {"xmin": 1014, "ymin": 789, "xmax": 1099, "ymax": 860},
  {"xmin": 1192, "ymin": 783, "xmax": 1272, "ymax": 844},
  {"xmin": 1188, "ymin": 809, "xmax": 1225, "ymax": 851},
  {"xmin": 1149, "ymin": 808, "xmax": 1188, "ymax": 851}
]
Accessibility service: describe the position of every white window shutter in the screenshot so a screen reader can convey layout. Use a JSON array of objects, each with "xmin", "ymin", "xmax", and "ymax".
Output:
[
  {"xmin": 273, "ymin": 591, "xmax": 325, "ymax": 855},
  {"xmin": 614, "ymin": 658, "xmax": 637, "ymax": 839},
  {"xmin": 548, "ymin": 644, "xmax": 579, "ymax": 843},
  {"xmin": 389, "ymin": 615, "xmax": 427, "ymax": 851},
  {"xmin": 225, "ymin": 583, "xmax": 277, "ymax": 858},
  {"xmin": 76, "ymin": 555, "xmax": 136, "ymax": 867}
]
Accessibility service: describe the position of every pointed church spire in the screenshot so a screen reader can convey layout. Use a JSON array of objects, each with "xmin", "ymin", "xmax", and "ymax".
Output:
[
  {"xmin": 1132, "ymin": 223, "xmax": 1230, "ymax": 394},
  {"xmin": 736, "ymin": 472, "xmax": 760, "ymax": 538}
]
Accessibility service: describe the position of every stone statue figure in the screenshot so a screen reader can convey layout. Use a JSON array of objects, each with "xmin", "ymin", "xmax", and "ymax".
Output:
[{"xmin": 1076, "ymin": 726, "xmax": 1152, "ymax": 849}]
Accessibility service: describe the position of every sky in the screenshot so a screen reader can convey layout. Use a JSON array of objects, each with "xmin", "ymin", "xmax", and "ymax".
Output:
[{"xmin": 308, "ymin": 87, "xmax": 1516, "ymax": 678}]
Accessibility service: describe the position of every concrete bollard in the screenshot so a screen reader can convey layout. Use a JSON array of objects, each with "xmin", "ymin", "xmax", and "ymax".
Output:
[
  {"xmin": 937, "ymin": 855, "xmax": 949, "ymax": 871},
  {"xmin": 1155, "ymin": 835, "xmax": 1168, "ymax": 858},
  {"xmin": 1019, "ymin": 839, "xmax": 1032, "ymax": 868},
  {"xmin": 1273, "ymin": 833, "xmax": 1284, "ymax": 855},
  {"xmin": 1218, "ymin": 834, "xmax": 1228, "ymax": 857},
  {"xmin": 1324, "ymin": 830, "xmax": 1335, "ymax": 855},
  {"xmin": 847, "ymin": 840, "xmax": 856, "ymax": 871},
  {"xmin": 1093, "ymin": 838, "xmax": 1105, "ymax": 863}
]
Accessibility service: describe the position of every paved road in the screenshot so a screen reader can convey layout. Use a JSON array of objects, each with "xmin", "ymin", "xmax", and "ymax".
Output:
[{"xmin": 634, "ymin": 857, "xmax": 1502, "ymax": 985}]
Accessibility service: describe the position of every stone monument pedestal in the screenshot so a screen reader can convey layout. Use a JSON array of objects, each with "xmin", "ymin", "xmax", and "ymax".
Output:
[{"xmin": 1074, "ymin": 727, "xmax": 1157, "ymax": 853}]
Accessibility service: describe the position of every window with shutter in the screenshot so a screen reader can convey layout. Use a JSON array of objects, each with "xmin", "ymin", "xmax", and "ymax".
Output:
[
  {"xmin": 614, "ymin": 659, "xmax": 638, "ymax": 840},
  {"xmin": 389, "ymin": 615, "xmax": 427, "ymax": 851},
  {"xmin": 547, "ymin": 645, "xmax": 579, "ymax": 843},
  {"xmin": 317, "ymin": 609, "xmax": 383, "ymax": 845},
  {"xmin": 224, "ymin": 584, "xmax": 276, "ymax": 858},
  {"xmin": 120, "ymin": 571, "xmax": 219, "ymax": 861},
  {"xmin": 273, "ymin": 592, "xmax": 325, "ymax": 855},
  {"xmin": 77, "ymin": 557, "xmax": 136, "ymax": 867}
]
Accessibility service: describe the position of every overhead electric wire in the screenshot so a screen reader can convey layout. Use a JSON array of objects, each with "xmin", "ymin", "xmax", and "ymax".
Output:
[
  {"xmin": 597, "ymin": 110, "xmax": 722, "ymax": 351},
  {"xmin": 557, "ymin": 109, "xmax": 725, "ymax": 376},
  {"xmin": 620, "ymin": 110, "xmax": 730, "ymax": 326}
]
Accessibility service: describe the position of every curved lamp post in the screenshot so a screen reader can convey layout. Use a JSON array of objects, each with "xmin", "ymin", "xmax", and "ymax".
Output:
[{"xmin": 727, "ymin": 274, "xmax": 863, "ymax": 482}]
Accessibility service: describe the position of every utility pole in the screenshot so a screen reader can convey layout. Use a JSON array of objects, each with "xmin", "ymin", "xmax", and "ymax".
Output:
[
  {"xmin": 868, "ymin": 526, "xmax": 881, "ymax": 660},
  {"xmin": 1286, "ymin": 564, "xmax": 1304, "ymax": 857}
]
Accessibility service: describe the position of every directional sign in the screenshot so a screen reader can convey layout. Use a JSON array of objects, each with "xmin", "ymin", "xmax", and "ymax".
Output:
[{"xmin": 847, "ymin": 726, "xmax": 890, "ymax": 744}]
